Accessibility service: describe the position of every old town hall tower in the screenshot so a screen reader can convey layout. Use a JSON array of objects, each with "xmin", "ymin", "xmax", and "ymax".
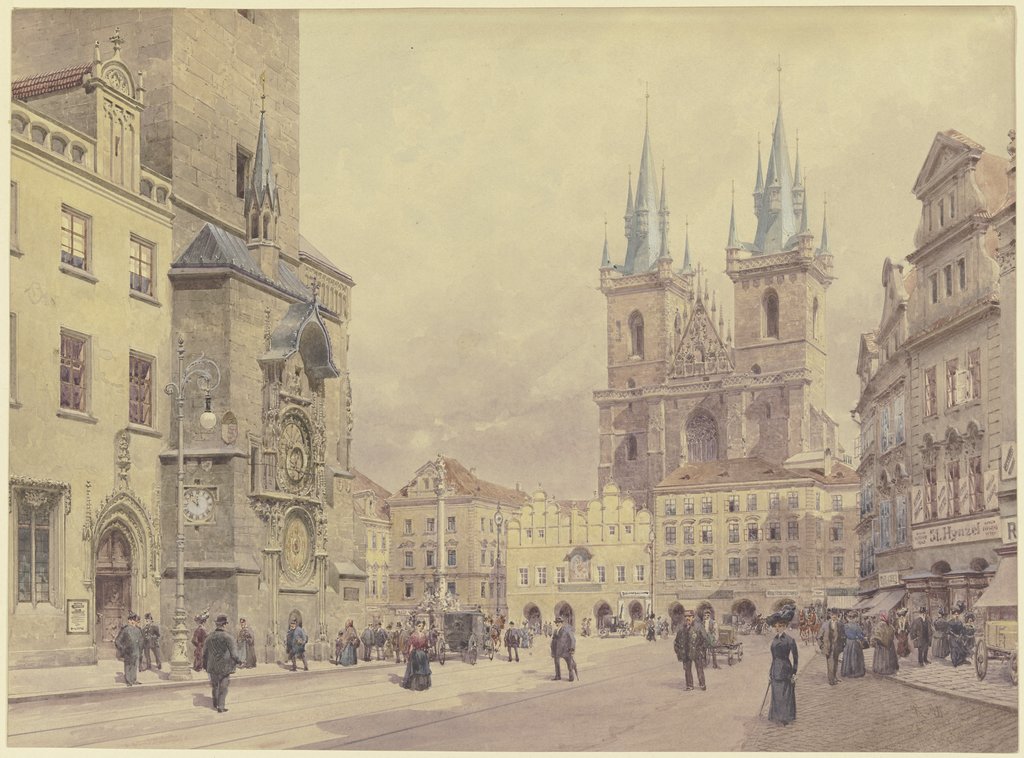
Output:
[{"xmin": 596, "ymin": 95, "xmax": 840, "ymax": 507}]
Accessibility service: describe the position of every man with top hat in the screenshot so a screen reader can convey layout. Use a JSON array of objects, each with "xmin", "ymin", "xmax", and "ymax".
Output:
[
  {"xmin": 910, "ymin": 606, "xmax": 932, "ymax": 666},
  {"xmin": 192, "ymin": 611, "xmax": 210, "ymax": 672},
  {"xmin": 140, "ymin": 612, "xmax": 162, "ymax": 671},
  {"xmin": 550, "ymin": 616, "xmax": 577, "ymax": 681},
  {"xmin": 817, "ymin": 607, "xmax": 845, "ymax": 685},
  {"xmin": 505, "ymin": 620, "xmax": 521, "ymax": 662},
  {"xmin": 115, "ymin": 612, "xmax": 144, "ymax": 687},
  {"xmin": 203, "ymin": 614, "xmax": 242, "ymax": 713},
  {"xmin": 673, "ymin": 609, "xmax": 709, "ymax": 691}
]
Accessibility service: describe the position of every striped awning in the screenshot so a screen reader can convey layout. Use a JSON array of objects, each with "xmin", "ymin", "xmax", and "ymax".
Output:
[
  {"xmin": 852, "ymin": 588, "xmax": 906, "ymax": 614},
  {"xmin": 826, "ymin": 594, "xmax": 859, "ymax": 609}
]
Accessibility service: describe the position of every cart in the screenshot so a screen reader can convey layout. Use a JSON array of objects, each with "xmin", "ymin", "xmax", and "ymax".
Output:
[
  {"xmin": 975, "ymin": 618, "xmax": 1018, "ymax": 684},
  {"xmin": 442, "ymin": 610, "xmax": 491, "ymax": 665},
  {"xmin": 711, "ymin": 624, "xmax": 744, "ymax": 665}
]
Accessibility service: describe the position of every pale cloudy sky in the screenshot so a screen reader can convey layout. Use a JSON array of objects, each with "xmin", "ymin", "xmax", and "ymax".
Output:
[{"xmin": 297, "ymin": 6, "xmax": 1015, "ymax": 499}]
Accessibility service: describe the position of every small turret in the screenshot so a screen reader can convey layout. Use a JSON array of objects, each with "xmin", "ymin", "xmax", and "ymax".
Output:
[
  {"xmin": 815, "ymin": 196, "xmax": 831, "ymax": 257},
  {"xmin": 245, "ymin": 72, "xmax": 284, "ymax": 280},
  {"xmin": 600, "ymin": 220, "xmax": 612, "ymax": 270},
  {"xmin": 753, "ymin": 135, "xmax": 764, "ymax": 214},
  {"xmin": 623, "ymin": 170, "xmax": 634, "ymax": 239}
]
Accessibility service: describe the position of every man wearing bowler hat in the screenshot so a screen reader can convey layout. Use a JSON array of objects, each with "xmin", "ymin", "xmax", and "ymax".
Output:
[
  {"xmin": 550, "ymin": 617, "xmax": 577, "ymax": 681},
  {"xmin": 203, "ymin": 614, "xmax": 242, "ymax": 713},
  {"xmin": 817, "ymin": 608, "xmax": 845, "ymax": 685}
]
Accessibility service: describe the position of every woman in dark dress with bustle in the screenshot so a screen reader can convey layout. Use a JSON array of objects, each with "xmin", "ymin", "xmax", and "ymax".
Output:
[
  {"xmin": 402, "ymin": 620, "xmax": 432, "ymax": 691},
  {"xmin": 766, "ymin": 605, "xmax": 798, "ymax": 726},
  {"xmin": 840, "ymin": 611, "xmax": 866, "ymax": 678}
]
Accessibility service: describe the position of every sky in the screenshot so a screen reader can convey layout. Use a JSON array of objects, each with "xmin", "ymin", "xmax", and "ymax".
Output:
[{"xmin": 297, "ymin": 6, "xmax": 1015, "ymax": 500}]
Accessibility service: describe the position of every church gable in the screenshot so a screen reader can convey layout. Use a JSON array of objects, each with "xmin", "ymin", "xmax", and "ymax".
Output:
[
  {"xmin": 912, "ymin": 131, "xmax": 981, "ymax": 198},
  {"xmin": 669, "ymin": 298, "xmax": 733, "ymax": 378}
]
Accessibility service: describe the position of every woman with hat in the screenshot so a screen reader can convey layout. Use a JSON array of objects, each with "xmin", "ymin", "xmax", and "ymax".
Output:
[
  {"xmin": 338, "ymin": 619, "xmax": 359, "ymax": 667},
  {"xmin": 948, "ymin": 605, "xmax": 968, "ymax": 667},
  {"xmin": 402, "ymin": 620, "xmax": 432, "ymax": 690},
  {"xmin": 894, "ymin": 607, "xmax": 911, "ymax": 658},
  {"xmin": 765, "ymin": 605, "xmax": 797, "ymax": 725},
  {"xmin": 840, "ymin": 611, "xmax": 866, "ymax": 678},
  {"xmin": 870, "ymin": 611, "xmax": 899, "ymax": 674},
  {"xmin": 931, "ymin": 608, "xmax": 950, "ymax": 660}
]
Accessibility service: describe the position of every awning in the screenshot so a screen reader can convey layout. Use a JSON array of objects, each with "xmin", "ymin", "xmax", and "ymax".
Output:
[
  {"xmin": 974, "ymin": 556, "xmax": 1017, "ymax": 608},
  {"xmin": 852, "ymin": 587, "xmax": 906, "ymax": 614},
  {"xmin": 334, "ymin": 561, "xmax": 367, "ymax": 580}
]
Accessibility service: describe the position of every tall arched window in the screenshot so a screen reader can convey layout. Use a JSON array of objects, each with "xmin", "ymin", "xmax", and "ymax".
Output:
[
  {"xmin": 763, "ymin": 290, "xmax": 779, "ymax": 339},
  {"xmin": 686, "ymin": 411, "xmax": 719, "ymax": 462},
  {"xmin": 629, "ymin": 312, "xmax": 645, "ymax": 358},
  {"xmin": 626, "ymin": 434, "xmax": 638, "ymax": 461},
  {"xmin": 812, "ymin": 297, "xmax": 820, "ymax": 339}
]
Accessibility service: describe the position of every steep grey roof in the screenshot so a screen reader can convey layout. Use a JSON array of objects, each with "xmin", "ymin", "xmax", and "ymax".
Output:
[
  {"xmin": 263, "ymin": 298, "xmax": 340, "ymax": 380},
  {"xmin": 173, "ymin": 223, "xmax": 310, "ymax": 300},
  {"xmin": 753, "ymin": 102, "xmax": 798, "ymax": 254},
  {"xmin": 623, "ymin": 122, "xmax": 663, "ymax": 274},
  {"xmin": 244, "ymin": 109, "xmax": 280, "ymax": 219},
  {"xmin": 298, "ymin": 234, "xmax": 353, "ymax": 284}
]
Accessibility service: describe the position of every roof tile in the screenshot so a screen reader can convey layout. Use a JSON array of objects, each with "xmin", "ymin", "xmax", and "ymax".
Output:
[{"xmin": 12, "ymin": 63, "xmax": 91, "ymax": 100}]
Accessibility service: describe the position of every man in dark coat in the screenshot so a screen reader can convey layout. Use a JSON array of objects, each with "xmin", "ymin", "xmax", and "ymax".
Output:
[
  {"xmin": 673, "ymin": 609, "xmax": 709, "ymax": 691},
  {"xmin": 504, "ymin": 621, "xmax": 521, "ymax": 662},
  {"xmin": 702, "ymin": 610, "xmax": 720, "ymax": 669},
  {"xmin": 286, "ymin": 620, "xmax": 309, "ymax": 671},
  {"xmin": 360, "ymin": 623, "xmax": 375, "ymax": 662},
  {"xmin": 115, "ymin": 612, "xmax": 144, "ymax": 686},
  {"xmin": 550, "ymin": 617, "xmax": 577, "ymax": 681},
  {"xmin": 817, "ymin": 608, "xmax": 845, "ymax": 685},
  {"xmin": 373, "ymin": 622, "xmax": 388, "ymax": 661},
  {"xmin": 910, "ymin": 606, "xmax": 933, "ymax": 666},
  {"xmin": 141, "ymin": 612, "xmax": 162, "ymax": 671},
  {"xmin": 203, "ymin": 614, "xmax": 242, "ymax": 713}
]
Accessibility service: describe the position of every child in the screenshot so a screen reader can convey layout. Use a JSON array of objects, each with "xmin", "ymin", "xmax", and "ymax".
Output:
[{"xmin": 334, "ymin": 629, "xmax": 344, "ymax": 665}]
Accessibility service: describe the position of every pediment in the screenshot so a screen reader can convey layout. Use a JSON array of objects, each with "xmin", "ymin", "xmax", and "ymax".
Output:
[
  {"xmin": 912, "ymin": 132, "xmax": 981, "ymax": 198},
  {"xmin": 669, "ymin": 297, "xmax": 733, "ymax": 378}
]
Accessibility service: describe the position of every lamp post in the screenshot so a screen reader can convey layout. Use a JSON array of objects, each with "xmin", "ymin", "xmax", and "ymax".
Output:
[
  {"xmin": 494, "ymin": 507, "xmax": 504, "ymax": 617},
  {"xmin": 163, "ymin": 335, "xmax": 220, "ymax": 681},
  {"xmin": 647, "ymin": 529, "xmax": 656, "ymax": 619}
]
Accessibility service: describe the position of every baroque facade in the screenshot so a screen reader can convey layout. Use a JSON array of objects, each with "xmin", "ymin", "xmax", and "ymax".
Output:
[
  {"xmin": 11, "ymin": 9, "xmax": 361, "ymax": 667},
  {"xmin": 652, "ymin": 452, "xmax": 860, "ymax": 624},
  {"xmin": 505, "ymin": 484, "xmax": 654, "ymax": 629},
  {"xmin": 9, "ymin": 38, "xmax": 174, "ymax": 668},
  {"xmin": 854, "ymin": 129, "xmax": 1014, "ymax": 616},
  {"xmin": 351, "ymin": 469, "xmax": 392, "ymax": 623},
  {"xmin": 387, "ymin": 457, "xmax": 526, "ymax": 619}
]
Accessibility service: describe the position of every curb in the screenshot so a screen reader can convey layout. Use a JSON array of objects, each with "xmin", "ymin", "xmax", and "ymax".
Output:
[
  {"xmin": 8, "ymin": 659, "xmax": 401, "ymax": 705},
  {"xmin": 881, "ymin": 671, "xmax": 1019, "ymax": 714}
]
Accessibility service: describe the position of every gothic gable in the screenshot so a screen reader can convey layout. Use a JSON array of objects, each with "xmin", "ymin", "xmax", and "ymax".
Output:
[
  {"xmin": 912, "ymin": 131, "xmax": 982, "ymax": 198},
  {"xmin": 669, "ymin": 298, "xmax": 733, "ymax": 378}
]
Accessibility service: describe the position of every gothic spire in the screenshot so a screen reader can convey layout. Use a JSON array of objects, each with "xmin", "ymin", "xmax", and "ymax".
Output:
[
  {"xmin": 623, "ymin": 96, "xmax": 663, "ymax": 274},
  {"xmin": 244, "ymin": 71, "xmax": 281, "ymax": 244},
  {"xmin": 754, "ymin": 135, "xmax": 764, "ymax": 195},
  {"xmin": 816, "ymin": 195, "xmax": 831, "ymax": 256},
  {"xmin": 727, "ymin": 181, "xmax": 739, "ymax": 249},
  {"xmin": 798, "ymin": 186, "xmax": 810, "ymax": 234},
  {"xmin": 682, "ymin": 218, "xmax": 693, "ymax": 273},
  {"xmin": 752, "ymin": 98, "xmax": 797, "ymax": 253},
  {"xmin": 601, "ymin": 219, "xmax": 612, "ymax": 268},
  {"xmin": 793, "ymin": 130, "xmax": 803, "ymax": 188}
]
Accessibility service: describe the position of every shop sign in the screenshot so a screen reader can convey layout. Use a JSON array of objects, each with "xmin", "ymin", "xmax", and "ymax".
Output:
[
  {"xmin": 765, "ymin": 589, "xmax": 799, "ymax": 597},
  {"xmin": 620, "ymin": 590, "xmax": 650, "ymax": 597},
  {"xmin": 911, "ymin": 516, "xmax": 1000, "ymax": 548},
  {"xmin": 1002, "ymin": 442, "xmax": 1016, "ymax": 480},
  {"xmin": 879, "ymin": 571, "xmax": 900, "ymax": 588},
  {"xmin": 811, "ymin": 589, "xmax": 825, "ymax": 597},
  {"xmin": 66, "ymin": 599, "xmax": 90, "ymax": 634},
  {"xmin": 1002, "ymin": 516, "xmax": 1017, "ymax": 546}
]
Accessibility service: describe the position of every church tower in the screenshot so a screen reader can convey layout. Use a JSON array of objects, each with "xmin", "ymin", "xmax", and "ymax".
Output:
[{"xmin": 725, "ymin": 97, "xmax": 838, "ymax": 455}]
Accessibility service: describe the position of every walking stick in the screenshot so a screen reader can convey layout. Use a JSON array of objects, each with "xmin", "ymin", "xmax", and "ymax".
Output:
[{"xmin": 758, "ymin": 680, "xmax": 771, "ymax": 719}]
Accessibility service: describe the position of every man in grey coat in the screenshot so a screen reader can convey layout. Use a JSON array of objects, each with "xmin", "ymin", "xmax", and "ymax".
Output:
[
  {"xmin": 115, "ymin": 612, "xmax": 144, "ymax": 687},
  {"xmin": 550, "ymin": 617, "xmax": 578, "ymax": 682},
  {"xmin": 141, "ymin": 612, "xmax": 162, "ymax": 671},
  {"xmin": 203, "ymin": 614, "xmax": 242, "ymax": 713},
  {"xmin": 817, "ymin": 607, "xmax": 845, "ymax": 685}
]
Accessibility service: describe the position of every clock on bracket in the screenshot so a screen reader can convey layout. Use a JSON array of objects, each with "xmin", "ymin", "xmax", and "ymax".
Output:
[
  {"xmin": 184, "ymin": 487, "xmax": 216, "ymax": 524},
  {"xmin": 277, "ymin": 410, "xmax": 314, "ymax": 494}
]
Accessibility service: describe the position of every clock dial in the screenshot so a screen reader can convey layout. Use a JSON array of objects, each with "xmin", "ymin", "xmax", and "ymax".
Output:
[
  {"xmin": 184, "ymin": 488, "xmax": 214, "ymax": 523},
  {"xmin": 277, "ymin": 412, "xmax": 313, "ymax": 493}
]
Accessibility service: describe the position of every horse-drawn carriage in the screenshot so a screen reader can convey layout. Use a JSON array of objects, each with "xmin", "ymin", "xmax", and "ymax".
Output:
[
  {"xmin": 436, "ymin": 610, "xmax": 494, "ymax": 665},
  {"xmin": 598, "ymin": 616, "xmax": 631, "ymax": 638},
  {"xmin": 973, "ymin": 563, "xmax": 1018, "ymax": 685}
]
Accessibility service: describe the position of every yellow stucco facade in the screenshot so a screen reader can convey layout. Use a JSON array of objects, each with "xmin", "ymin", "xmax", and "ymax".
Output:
[{"xmin": 9, "ymin": 51, "xmax": 175, "ymax": 667}]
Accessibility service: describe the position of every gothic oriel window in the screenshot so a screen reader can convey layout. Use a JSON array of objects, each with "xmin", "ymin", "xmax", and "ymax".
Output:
[
  {"xmin": 685, "ymin": 411, "xmax": 719, "ymax": 463},
  {"xmin": 763, "ymin": 289, "xmax": 779, "ymax": 339}
]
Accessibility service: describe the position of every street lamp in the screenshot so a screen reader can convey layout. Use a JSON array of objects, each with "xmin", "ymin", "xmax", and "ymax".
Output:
[
  {"xmin": 647, "ymin": 528, "xmax": 656, "ymax": 619},
  {"xmin": 163, "ymin": 335, "xmax": 220, "ymax": 681},
  {"xmin": 494, "ymin": 507, "xmax": 504, "ymax": 617}
]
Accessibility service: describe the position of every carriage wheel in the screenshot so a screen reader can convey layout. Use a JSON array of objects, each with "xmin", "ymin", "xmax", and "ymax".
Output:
[
  {"xmin": 1009, "ymin": 651, "xmax": 1018, "ymax": 685},
  {"xmin": 975, "ymin": 640, "xmax": 988, "ymax": 680}
]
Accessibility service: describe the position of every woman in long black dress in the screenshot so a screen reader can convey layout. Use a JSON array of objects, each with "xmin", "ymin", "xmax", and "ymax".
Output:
[
  {"xmin": 840, "ymin": 611, "xmax": 866, "ymax": 678},
  {"xmin": 766, "ymin": 606, "xmax": 798, "ymax": 726},
  {"xmin": 402, "ymin": 620, "xmax": 432, "ymax": 690}
]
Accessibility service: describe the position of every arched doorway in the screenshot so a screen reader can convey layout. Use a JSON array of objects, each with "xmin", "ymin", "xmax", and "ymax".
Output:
[
  {"xmin": 628, "ymin": 601, "xmax": 645, "ymax": 621},
  {"xmin": 554, "ymin": 602, "xmax": 575, "ymax": 628},
  {"xmin": 732, "ymin": 598, "xmax": 756, "ymax": 620},
  {"xmin": 95, "ymin": 528, "xmax": 132, "ymax": 656},
  {"xmin": 595, "ymin": 601, "xmax": 613, "ymax": 630},
  {"xmin": 524, "ymin": 604, "xmax": 541, "ymax": 632},
  {"xmin": 668, "ymin": 602, "xmax": 686, "ymax": 631},
  {"xmin": 772, "ymin": 597, "xmax": 797, "ymax": 612}
]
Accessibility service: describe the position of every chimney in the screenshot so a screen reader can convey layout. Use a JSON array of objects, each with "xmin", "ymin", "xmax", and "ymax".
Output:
[{"xmin": 824, "ymin": 448, "xmax": 833, "ymax": 477}]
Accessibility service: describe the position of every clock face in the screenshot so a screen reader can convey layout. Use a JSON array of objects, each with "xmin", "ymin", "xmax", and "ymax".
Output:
[
  {"xmin": 277, "ymin": 412, "xmax": 313, "ymax": 493},
  {"xmin": 184, "ymin": 488, "xmax": 215, "ymax": 523}
]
